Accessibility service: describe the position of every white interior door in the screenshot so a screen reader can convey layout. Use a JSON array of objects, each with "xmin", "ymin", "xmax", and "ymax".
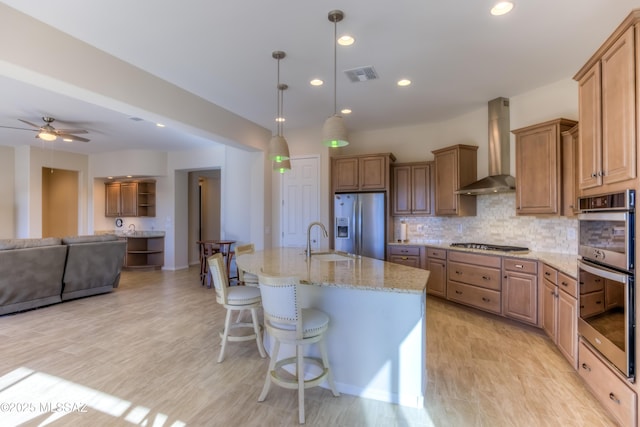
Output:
[{"xmin": 281, "ymin": 156, "xmax": 320, "ymax": 248}]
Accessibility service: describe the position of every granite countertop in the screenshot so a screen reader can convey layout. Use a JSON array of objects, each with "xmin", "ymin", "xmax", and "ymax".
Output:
[
  {"xmin": 389, "ymin": 241, "xmax": 578, "ymax": 278},
  {"xmin": 237, "ymin": 247, "xmax": 429, "ymax": 294},
  {"xmin": 115, "ymin": 230, "xmax": 166, "ymax": 238}
]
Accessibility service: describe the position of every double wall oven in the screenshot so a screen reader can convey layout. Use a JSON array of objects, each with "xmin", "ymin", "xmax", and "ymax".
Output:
[{"xmin": 578, "ymin": 189, "xmax": 635, "ymax": 380}]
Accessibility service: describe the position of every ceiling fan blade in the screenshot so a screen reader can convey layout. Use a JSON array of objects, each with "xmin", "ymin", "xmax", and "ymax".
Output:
[
  {"xmin": 17, "ymin": 119, "xmax": 42, "ymax": 128},
  {"xmin": 55, "ymin": 128, "xmax": 88, "ymax": 134},
  {"xmin": 58, "ymin": 133, "xmax": 90, "ymax": 142},
  {"xmin": 0, "ymin": 125, "xmax": 38, "ymax": 131}
]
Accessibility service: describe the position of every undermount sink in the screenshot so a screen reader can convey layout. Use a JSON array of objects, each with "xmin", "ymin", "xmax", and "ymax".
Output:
[{"xmin": 312, "ymin": 253, "xmax": 353, "ymax": 262}]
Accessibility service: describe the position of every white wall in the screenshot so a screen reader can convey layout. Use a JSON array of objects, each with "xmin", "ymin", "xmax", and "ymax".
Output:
[
  {"xmin": 0, "ymin": 146, "xmax": 15, "ymax": 238},
  {"xmin": 277, "ymin": 78, "xmax": 580, "ymax": 251}
]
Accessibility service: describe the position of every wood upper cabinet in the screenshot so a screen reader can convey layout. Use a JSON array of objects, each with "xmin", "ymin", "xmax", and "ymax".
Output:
[
  {"xmin": 561, "ymin": 125, "xmax": 579, "ymax": 217},
  {"xmin": 512, "ymin": 118, "xmax": 577, "ymax": 216},
  {"xmin": 432, "ymin": 145, "xmax": 477, "ymax": 216},
  {"xmin": 332, "ymin": 153, "xmax": 395, "ymax": 192},
  {"xmin": 105, "ymin": 180, "xmax": 156, "ymax": 217},
  {"xmin": 391, "ymin": 162, "xmax": 433, "ymax": 216},
  {"xmin": 575, "ymin": 22, "xmax": 637, "ymax": 195}
]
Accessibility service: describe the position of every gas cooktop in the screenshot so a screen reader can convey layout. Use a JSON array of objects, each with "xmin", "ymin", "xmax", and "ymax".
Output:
[{"xmin": 450, "ymin": 243, "xmax": 530, "ymax": 253}]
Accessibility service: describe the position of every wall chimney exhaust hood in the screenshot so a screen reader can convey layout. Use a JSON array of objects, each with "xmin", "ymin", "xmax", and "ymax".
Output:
[{"xmin": 455, "ymin": 97, "xmax": 515, "ymax": 195}]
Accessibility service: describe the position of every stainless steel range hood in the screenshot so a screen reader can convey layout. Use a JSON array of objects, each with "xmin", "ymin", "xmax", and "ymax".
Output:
[{"xmin": 455, "ymin": 97, "xmax": 515, "ymax": 195}]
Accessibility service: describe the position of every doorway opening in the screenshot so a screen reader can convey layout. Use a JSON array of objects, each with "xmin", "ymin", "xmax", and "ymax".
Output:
[
  {"xmin": 188, "ymin": 170, "xmax": 220, "ymax": 266},
  {"xmin": 42, "ymin": 167, "xmax": 79, "ymax": 238}
]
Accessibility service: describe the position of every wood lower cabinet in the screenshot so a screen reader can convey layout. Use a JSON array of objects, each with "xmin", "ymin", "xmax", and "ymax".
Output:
[
  {"xmin": 425, "ymin": 247, "xmax": 446, "ymax": 297},
  {"xmin": 512, "ymin": 118, "xmax": 577, "ymax": 215},
  {"xmin": 391, "ymin": 162, "xmax": 434, "ymax": 216},
  {"xmin": 105, "ymin": 180, "xmax": 156, "ymax": 217},
  {"xmin": 579, "ymin": 340, "xmax": 637, "ymax": 427},
  {"xmin": 541, "ymin": 263, "xmax": 578, "ymax": 368},
  {"xmin": 387, "ymin": 245, "xmax": 423, "ymax": 268},
  {"xmin": 124, "ymin": 235, "xmax": 164, "ymax": 270},
  {"xmin": 574, "ymin": 19, "xmax": 637, "ymax": 195},
  {"xmin": 446, "ymin": 250, "xmax": 501, "ymax": 314},
  {"xmin": 432, "ymin": 145, "xmax": 477, "ymax": 216},
  {"xmin": 502, "ymin": 258, "xmax": 538, "ymax": 325},
  {"xmin": 332, "ymin": 153, "xmax": 395, "ymax": 192}
]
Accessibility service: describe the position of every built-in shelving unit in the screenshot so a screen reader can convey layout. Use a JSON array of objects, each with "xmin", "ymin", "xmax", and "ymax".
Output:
[{"xmin": 124, "ymin": 235, "xmax": 164, "ymax": 270}]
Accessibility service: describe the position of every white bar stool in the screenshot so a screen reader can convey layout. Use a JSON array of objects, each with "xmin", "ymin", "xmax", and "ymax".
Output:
[
  {"xmin": 257, "ymin": 273, "xmax": 339, "ymax": 424},
  {"xmin": 207, "ymin": 253, "xmax": 266, "ymax": 363}
]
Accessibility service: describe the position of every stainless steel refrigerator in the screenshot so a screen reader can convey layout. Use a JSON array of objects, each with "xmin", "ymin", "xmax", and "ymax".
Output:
[{"xmin": 334, "ymin": 193, "xmax": 386, "ymax": 260}]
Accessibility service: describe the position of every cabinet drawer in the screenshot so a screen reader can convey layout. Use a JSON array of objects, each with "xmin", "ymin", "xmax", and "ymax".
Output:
[
  {"xmin": 447, "ymin": 281, "xmax": 501, "ymax": 314},
  {"xmin": 503, "ymin": 258, "xmax": 537, "ymax": 274},
  {"xmin": 448, "ymin": 250, "xmax": 501, "ymax": 268},
  {"xmin": 579, "ymin": 341, "xmax": 637, "ymax": 427},
  {"xmin": 580, "ymin": 269, "xmax": 605, "ymax": 294},
  {"xmin": 580, "ymin": 291, "xmax": 605, "ymax": 318},
  {"xmin": 389, "ymin": 245, "xmax": 421, "ymax": 256},
  {"xmin": 388, "ymin": 255, "xmax": 420, "ymax": 268},
  {"xmin": 542, "ymin": 264, "xmax": 558, "ymax": 284},
  {"xmin": 558, "ymin": 271, "xmax": 578, "ymax": 298},
  {"xmin": 426, "ymin": 247, "xmax": 446, "ymax": 260},
  {"xmin": 448, "ymin": 261, "xmax": 501, "ymax": 291}
]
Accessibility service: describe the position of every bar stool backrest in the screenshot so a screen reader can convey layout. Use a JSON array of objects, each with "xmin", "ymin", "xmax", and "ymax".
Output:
[
  {"xmin": 258, "ymin": 274, "xmax": 302, "ymax": 340},
  {"xmin": 208, "ymin": 253, "xmax": 229, "ymax": 304}
]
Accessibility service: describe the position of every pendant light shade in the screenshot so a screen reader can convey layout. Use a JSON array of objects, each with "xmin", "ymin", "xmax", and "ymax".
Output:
[
  {"xmin": 268, "ymin": 51, "xmax": 291, "ymax": 164},
  {"xmin": 322, "ymin": 10, "xmax": 349, "ymax": 148},
  {"xmin": 322, "ymin": 115, "xmax": 348, "ymax": 148},
  {"xmin": 274, "ymin": 159, "xmax": 291, "ymax": 174},
  {"xmin": 269, "ymin": 135, "xmax": 290, "ymax": 162}
]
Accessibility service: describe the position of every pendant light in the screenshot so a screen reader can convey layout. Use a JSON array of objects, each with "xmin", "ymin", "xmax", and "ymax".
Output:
[
  {"xmin": 274, "ymin": 159, "xmax": 291, "ymax": 174},
  {"xmin": 268, "ymin": 51, "xmax": 290, "ymax": 164},
  {"xmin": 322, "ymin": 10, "xmax": 349, "ymax": 148}
]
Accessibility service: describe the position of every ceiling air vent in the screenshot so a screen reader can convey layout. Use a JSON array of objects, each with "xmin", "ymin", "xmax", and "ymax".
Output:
[{"xmin": 344, "ymin": 66, "xmax": 378, "ymax": 83}]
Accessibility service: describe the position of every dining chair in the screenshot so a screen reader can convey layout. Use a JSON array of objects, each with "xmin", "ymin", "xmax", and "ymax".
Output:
[
  {"xmin": 207, "ymin": 253, "xmax": 266, "ymax": 363},
  {"xmin": 257, "ymin": 273, "xmax": 339, "ymax": 424}
]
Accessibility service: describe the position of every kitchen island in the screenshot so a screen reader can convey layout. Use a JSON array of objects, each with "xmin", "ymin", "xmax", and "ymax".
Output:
[{"xmin": 237, "ymin": 247, "xmax": 429, "ymax": 408}]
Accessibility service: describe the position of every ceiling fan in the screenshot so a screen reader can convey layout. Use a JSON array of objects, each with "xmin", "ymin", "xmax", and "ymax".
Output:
[{"xmin": 0, "ymin": 116, "xmax": 90, "ymax": 142}]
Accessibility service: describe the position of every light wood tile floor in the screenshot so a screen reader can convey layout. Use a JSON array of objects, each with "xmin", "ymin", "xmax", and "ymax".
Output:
[{"xmin": 0, "ymin": 266, "xmax": 619, "ymax": 426}]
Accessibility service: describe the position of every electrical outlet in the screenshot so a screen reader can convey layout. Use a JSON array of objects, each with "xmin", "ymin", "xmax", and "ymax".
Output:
[{"xmin": 567, "ymin": 228, "xmax": 576, "ymax": 240}]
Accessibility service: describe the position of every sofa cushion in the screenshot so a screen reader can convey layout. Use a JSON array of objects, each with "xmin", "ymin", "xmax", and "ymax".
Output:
[
  {"xmin": 62, "ymin": 234, "xmax": 119, "ymax": 244},
  {"xmin": 0, "ymin": 237, "xmax": 62, "ymax": 251}
]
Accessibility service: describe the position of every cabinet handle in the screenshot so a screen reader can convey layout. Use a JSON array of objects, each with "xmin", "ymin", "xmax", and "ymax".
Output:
[
  {"xmin": 581, "ymin": 363, "xmax": 591, "ymax": 372},
  {"xmin": 609, "ymin": 393, "xmax": 620, "ymax": 404},
  {"xmin": 482, "ymin": 275, "xmax": 490, "ymax": 280},
  {"xmin": 455, "ymin": 270, "xmax": 462, "ymax": 275},
  {"xmin": 514, "ymin": 264, "xmax": 523, "ymax": 269},
  {"xmin": 545, "ymin": 271, "xmax": 551, "ymax": 276},
  {"xmin": 455, "ymin": 290, "xmax": 463, "ymax": 295},
  {"xmin": 596, "ymin": 300, "xmax": 602, "ymax": 305},
  {"xmin": 401, "ymin": 256, "xmax": 408, "ymax": 260},
  {"xmin": 591, "ymin": 172, "xmax": 597, "ymax": 178},
  {"xmin": 482, "ymin": 297, "xmax": 490, "ymax": 303},
  {"xmin": 560, "ymin": 281, "xmax": 569, "ymax": 287}
]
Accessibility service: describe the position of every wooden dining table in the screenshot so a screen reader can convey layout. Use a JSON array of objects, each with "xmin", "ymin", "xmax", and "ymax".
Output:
[{"xmin": 197, "ymin": 239, "xmax": 236, "ymax": 286}]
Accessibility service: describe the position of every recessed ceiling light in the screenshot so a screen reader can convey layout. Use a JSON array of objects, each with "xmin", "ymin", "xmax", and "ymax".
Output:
[
  {"xmin": 341, "ymin": 108, "xmax": 352, "ymax": 115},
  {"xmin": 338, "ymin": 35, "xmax": 355, "ymax": 46},
  {"xmin": 397, "ymin": 79, "xmax": 412, "ymax": 87},
  {"xmin": 156, "ymin": 123, "xmax": 165, "ymax": 127},
  {"xmin": 310, "ymin": 79, "xmax": 324, "ymax": 86},
  {"xmin": 276, "ymin": 117, "xmax": 285, "ymax": 123},
  {"xmin": 126, "ymin": 175, "xmax": 133, "ymax": 178},
  {"xmin": 491, "ymin": 1, "xmax": 514, "ymax": 16}
]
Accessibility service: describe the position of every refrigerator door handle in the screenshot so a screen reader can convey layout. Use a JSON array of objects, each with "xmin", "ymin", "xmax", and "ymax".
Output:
[{"xmin": 357, "ymin": 199, "xmax": 363, "ymax": 255}]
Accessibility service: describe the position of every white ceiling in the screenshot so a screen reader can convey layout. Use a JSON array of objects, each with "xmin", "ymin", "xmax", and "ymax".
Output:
[{"xmin": 1, "ymin": 0, "xmax": 640, "ymax": 155}]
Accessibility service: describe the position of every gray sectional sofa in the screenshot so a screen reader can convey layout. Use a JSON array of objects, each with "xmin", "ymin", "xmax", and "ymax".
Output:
[{"xmin": 0, "ymin": 234, "xmax": 126, "ymax": 315}]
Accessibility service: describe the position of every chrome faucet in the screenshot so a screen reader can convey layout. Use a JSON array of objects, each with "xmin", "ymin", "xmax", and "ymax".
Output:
[{"xmin": 306, "ymin": 221, "xmax": 328, "ymax": 259}]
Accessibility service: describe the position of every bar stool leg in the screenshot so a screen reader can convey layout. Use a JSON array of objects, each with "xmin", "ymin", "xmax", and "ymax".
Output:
[
  {"xmin": 259, "ymin": 339, "xmax": 280, "ymax": 401},
  {"xmin": 297, "ymin": 344, "xmax": 305, "ymax": 424},
  {"xmin": 218, "ymin": 309, "xmax": 232, "ymax": 363},
  {"xmin": 251, "ymin": 308, "xmax": 266, "ymax": 358}
]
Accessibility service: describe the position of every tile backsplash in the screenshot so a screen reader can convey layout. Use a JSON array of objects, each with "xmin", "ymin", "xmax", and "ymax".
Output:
[{"xmin": 393, "ymin": 193, "xmax": 578, "ymax": 254}]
